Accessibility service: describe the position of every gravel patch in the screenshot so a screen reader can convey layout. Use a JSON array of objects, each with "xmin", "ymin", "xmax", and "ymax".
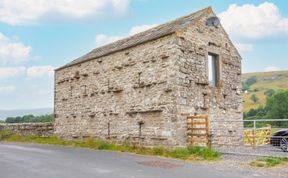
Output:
[
  {"xmin": 199, "ymin": 154, "xmax": 288, "ymax": 178},
  {"xmin": 206, "ymin": 145, "xmax": 288, "ymax": 178},
  {"xmin": 215, "ymin": 145, "xmax": 288, "ymax": 158},
  {"xmin": 209, "ymin": 159, "xmax": 288, "ymax": 178},
  {"xmin": 220, "ymin": 154, "xmax": 258, "ymax": 162}
]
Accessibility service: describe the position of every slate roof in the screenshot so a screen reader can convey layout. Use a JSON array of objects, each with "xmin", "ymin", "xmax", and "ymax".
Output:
[{"xmin": 56, "ymin": 7, "xmax": 212, "ymax": 71}]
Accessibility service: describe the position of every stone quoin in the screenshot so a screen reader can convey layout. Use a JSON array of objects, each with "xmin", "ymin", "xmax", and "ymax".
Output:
[{"xmin": 54, "ymin": 7, "xmax": 243, "ymax": 147}]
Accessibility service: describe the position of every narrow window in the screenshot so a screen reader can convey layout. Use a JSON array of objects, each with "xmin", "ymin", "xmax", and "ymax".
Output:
[
  {"xmin": 137, "ymin": 121, "xmax": 144, "ymax": 137},
  {"xmin": 208, "ymin": 53, "xmax": 219, "ymax": 87}
]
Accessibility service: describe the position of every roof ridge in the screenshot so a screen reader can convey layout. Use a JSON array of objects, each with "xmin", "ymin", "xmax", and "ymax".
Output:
[
  {"xmin": 92, "ymin": 6, "xmax": 212, "ymax": 51},
  {"xmin": 56, "ymin": 7, "xmax": 212, "ymax": 71},
  {"xmin": 90, "ymin": 6, "xmax": 212, "ymax": 53}
]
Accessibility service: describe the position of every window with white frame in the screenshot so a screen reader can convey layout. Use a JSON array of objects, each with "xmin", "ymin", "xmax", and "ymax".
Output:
[{"xmin": 208, "ymin": 53, "xmax": 219, "ymax": 87}]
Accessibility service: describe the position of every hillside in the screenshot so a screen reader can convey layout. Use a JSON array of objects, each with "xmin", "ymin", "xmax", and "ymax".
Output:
[{"xmin": 242, "ymin": 70, "xmax": 288, "ymax": 112}]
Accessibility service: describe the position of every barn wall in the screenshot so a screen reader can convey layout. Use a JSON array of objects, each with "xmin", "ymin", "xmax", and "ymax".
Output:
[
  {"xmin": 55, "ymin": 9, "xmax": 243, "ymax": 148},
  {"xmin": 173, "ymin": 10, "xmax": 243, "ymax": 147},
  {"xmin": 54, "ymin": 34, "xmax": 183, "ymax": 147}
]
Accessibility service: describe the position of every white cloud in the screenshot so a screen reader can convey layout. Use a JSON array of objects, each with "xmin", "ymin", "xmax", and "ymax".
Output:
[
  {"xmin": 95, "ymin": 34, "xmax": 123, "ymax": 47},
  {"xmin": 0, "ymin": 67, "xmax": 26, "ymax": 79},
  {"xmin": 0, "ymin": 86, "xmax": 16, "ymax": 93},
  {"xmin": 265, "ymin": 66, "xmax": 281, "ymax": 72},
  {"xmin": 26, "ymin": 66, "xmax": 54, "ymax": 78},
  {"xmin": 219, "ymin": 2, "xmax": 288, "ymax": 38},
  {"xmin": 0, "ymin": 33, "xmax": 31, "ymax": 65},
  {"xmin": 0, "ymin": 0, "xmax": 131, "ymax": 25},
  {"xmin": 95, "ymin": 24, "xmax": 158, "ymax": 46},
  {"xmin": 235, "ymin": 43, "xmax": 253, "ymax": 52},
  {"xmin": 128, "ymin": 24, "xmax": 158, "ymax": 35},
  {"xmin": 0, "ymin": 66, "xmax": 55, "ymax": 79}
]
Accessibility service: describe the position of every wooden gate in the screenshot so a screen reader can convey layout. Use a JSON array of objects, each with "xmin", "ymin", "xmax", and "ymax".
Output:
[{"xmin": 187, "ymin": 115, "xmax": 210, "ymax": 147}]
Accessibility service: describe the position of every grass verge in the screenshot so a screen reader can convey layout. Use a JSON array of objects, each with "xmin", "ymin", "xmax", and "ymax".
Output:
[
  {"xmin": 250, "ymin": 157, "xmax": 288, "ymax": 167},
  {"xmin": 0, "ymin": 130, "xmax": 221, "ymax": 161}
]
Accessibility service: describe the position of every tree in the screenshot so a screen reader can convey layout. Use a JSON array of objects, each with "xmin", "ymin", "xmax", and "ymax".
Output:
[
  {"xmin": 250, "ymin": 94, "xmax": 258, "ymax": 103},
  {"xmin": 244, "ymin": 106, "xmax": 266, "ymax": 120},
  {"xmin": 5, "ymin": 117, "xmax": 16, "ymax": 123},
  {"xmin": 265, "ymin": 90, "xmax": 288, "ymax": 119},
  {"xmin": 265, "ymin": 90, "xmax": 288, "ymax": 127},
  {"xmin": 243, "ymin": 90, "xmax": 288, "ymax": 128},
  {"xmin": 5, "ymin": 114, "xmax": 54, "ymax": 123}
]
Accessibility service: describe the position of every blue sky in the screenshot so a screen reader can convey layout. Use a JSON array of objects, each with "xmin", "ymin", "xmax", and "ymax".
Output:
[{"xmin": 0, "ymin": 0, "xmax": 287, "ymax": 110}]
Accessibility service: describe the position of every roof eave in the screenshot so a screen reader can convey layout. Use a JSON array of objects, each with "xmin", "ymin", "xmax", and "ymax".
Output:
[{"xmin": 55, "ymin": 31, "xmax": 176, "ymax": 71}]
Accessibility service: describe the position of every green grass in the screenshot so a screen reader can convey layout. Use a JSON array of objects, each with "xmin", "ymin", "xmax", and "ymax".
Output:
[
  {"xmin": 242, "ymin": 70, "xmax": 288, "ymax": 112},
  {"xmin": 0, "ymin": 130, "xmax": 221, "ymax": 161},
  {"xmin": 0, "ymin": 129, "xmax": 13, "ymax": 140},
  {"xmin": 250, "ymin": 157, "xmax": 288, "ymax": 167}
]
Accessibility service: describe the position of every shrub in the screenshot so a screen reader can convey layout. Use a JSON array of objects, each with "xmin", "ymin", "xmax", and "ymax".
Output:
[
  {"xmin": 97, "ymin": 140, "xmax": 111, "ymax": 150},
  {"xmin": 188, "ymin": 146, "xmax": 222, "ymax": 160},
  {"xmin": 152, "ymin": 147, "xmax": 165, "ymax": 156},
  {"xmin": 170, "ymin": 148, "xmax": 190, "ymax": 159}
]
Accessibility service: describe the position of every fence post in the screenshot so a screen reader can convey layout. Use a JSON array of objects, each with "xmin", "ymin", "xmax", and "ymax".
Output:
[{"xmin": 253, "ymin": 120, "xmax": 256, "ymax": 149}]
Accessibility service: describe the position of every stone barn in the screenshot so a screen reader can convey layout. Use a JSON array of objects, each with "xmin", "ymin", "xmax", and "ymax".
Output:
[{"xmin": 54, "ymin": 7, "xmax": 243, "ymax": 148}]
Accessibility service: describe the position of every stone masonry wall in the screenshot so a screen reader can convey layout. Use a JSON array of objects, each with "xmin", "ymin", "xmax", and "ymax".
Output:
[
  {"xmin": 55, "ymin": 9, "xmax": 243, "ymax": 148},
  {"xmin": 54, "ymin": 34, "xmax": 181, "ymax": 147},
  {"xmin": 172, "ymin": 10, "xmax": 243, "ymax": 147},
  {"xmin": 0, "ymin": 123, "xmax": 54, "ymax": 137}
]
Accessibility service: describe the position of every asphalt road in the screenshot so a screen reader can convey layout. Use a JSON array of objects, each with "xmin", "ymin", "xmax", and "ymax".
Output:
[{"xmin": 0, "ymin": 142, "xmax": 260, "ymax": 178}]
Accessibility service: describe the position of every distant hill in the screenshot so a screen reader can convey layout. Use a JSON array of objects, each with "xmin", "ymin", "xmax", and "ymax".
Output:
[
  {"xmin": 0, "ymin": 108, "xmax": 53, "ymax": 120},
  {"xmin": 242, "ymin": 70, "xmax": 288, "ymax": 112}
]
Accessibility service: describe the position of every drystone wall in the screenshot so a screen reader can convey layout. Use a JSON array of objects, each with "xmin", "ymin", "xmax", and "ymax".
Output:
[
  {"xmin": 0, "ymin": 123, "xmax": 54, "ymax": 137},
  {"xmin": 172, "ymin": 11, "xmax": 243, "ymax": 147}
]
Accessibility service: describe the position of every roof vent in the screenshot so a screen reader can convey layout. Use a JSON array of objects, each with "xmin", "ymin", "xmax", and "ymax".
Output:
[{"xmin": 206, "ymin": 17, "xmax": 220, "ymax": 27}]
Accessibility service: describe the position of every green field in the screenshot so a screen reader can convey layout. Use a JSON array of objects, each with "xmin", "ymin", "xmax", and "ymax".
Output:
[{"xmin": 242, "ymin": 70, "xmax": 288, "ymax": 112}]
